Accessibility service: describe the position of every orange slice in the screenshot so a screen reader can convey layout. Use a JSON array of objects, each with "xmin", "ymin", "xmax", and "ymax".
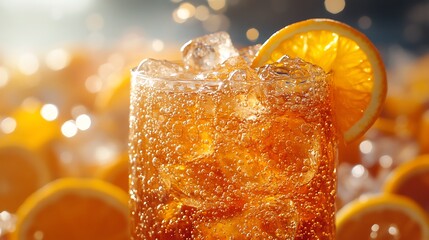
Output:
[
  {"xmin": 12, "ymin": 178, "xmax": 129, "ymax": 240},
  {"xmin": 252, "ymin": 18, "xmax": 387, "ymax": 142},
  {"xmin": 336, "ymin": 194, "xmax": 429, "ymax": 239},
  {"xmin": 96, "ymin": 152, "xmax": 129, "ymax": 193},
  {"xmin": 384, "ymin": 155, "xmax": 429, "ymax": 214},
  {"xmin": 0, "ymin": 145, "xmax": 51, "ymax": 213}
]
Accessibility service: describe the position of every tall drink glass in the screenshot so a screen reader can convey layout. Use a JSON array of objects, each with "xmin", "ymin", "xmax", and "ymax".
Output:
[{"xmin": 129, "ymin": 33, "xmax": 337, "ymax": 239}]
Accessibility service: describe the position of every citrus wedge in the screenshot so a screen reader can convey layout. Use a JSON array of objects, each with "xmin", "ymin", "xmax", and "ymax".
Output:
[
  {"xmin": 336, "ymin": 194, "xmax": 429, "ymax": 240},
  {"xmin": 12, "ymin": 178, "xmax": 129, "ymax": 240},
  {"xmin": 0, "ymin": 145, "xmax": 51, "ymax": 213},
  {"xmin": 252, "ymin": 18, "xmax": 387, "ymax": 142},
  {"xmin": 384, "ymin": 155, "xmax": 429, "ymax": 213}
]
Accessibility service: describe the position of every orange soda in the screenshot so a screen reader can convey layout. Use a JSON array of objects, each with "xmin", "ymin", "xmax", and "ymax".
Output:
[{"xmin": 129, "ymin": 32, "xmax": 337, "ymax": 239}]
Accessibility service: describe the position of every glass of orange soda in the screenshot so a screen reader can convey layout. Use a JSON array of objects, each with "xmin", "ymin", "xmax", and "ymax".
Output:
[{"xmin": 129, "ymin": 31, "xmax": 337, "ymax": 239}]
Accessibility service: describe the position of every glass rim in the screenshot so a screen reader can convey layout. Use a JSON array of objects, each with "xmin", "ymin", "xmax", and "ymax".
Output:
[
  {"xmin": 130, "ymin": 67, "xmax": 329, "ymax": 85},
  {"xmin": 130, "ymin": 67, "xmax": 215, "ymax": 84}
]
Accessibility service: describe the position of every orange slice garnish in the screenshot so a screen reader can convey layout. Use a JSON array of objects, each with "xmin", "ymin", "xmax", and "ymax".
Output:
[
  {"xmin": 336, "ymin": 194, "xmax": 429, "ymax": 239},
  {"xmin": 12, "ymin": 178, "xmax": 129, "ymax": 240},
  {"xmin": 252, "ymin": 18, "xmax": 387, "ymax": 142}
]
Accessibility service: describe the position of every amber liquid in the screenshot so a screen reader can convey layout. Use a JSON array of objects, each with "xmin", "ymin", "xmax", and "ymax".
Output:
[{"xmin": 129, "ymin": 74, "xmax": 337, "ymax": 239}]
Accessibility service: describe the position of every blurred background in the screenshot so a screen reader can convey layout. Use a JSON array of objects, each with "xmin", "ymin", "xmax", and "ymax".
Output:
[
  {"xmin": 1, "ymin": 0, "xmax": 429, "ymax": 237},
  {"xmin": 1, "ymin": 0, "xmax": 428, "ymax": 58}
]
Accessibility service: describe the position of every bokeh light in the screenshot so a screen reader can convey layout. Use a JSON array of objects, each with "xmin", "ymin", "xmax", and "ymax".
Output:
[
  {"xmin": 324, "ymin": 0, "xmax": 346, "ymax": 14},
  {"xmin": 0, "ymin": 117, "xmax": 16, "ymax": 134},
  {"xmin": 40, "ymin": 104, "xmax": 59, "ymax": 121},
  {"xmin": 45, "ymin": 48, "xmax": 70, "ymax": 71},
  {"xmin": 202, "ymin": 14, "xmax": 230, "ymax": 32},
  {"xmin": 246, "ymin": 28, "xmax": 259, "ymax": 42},
  {"xmin": 379, "ymin": 155, "xmax": 393, "ymax": 168},
  {"xmin": 151, "ymin": 39, "xmax": 165, "ymax": 52},
  {"xmin": 18, "ymin": 53, "xmax": 39, "ymax": 75},
  {"xmin": 76, "ymin": 114, "xmax": 91, "ymax": 131},
  {"xmin": 85, "ymin": 75, "xmax": 103, "ymax": 93},
  {"xmin": 61, "ymin": 120, "xmax": 78, "ymax": 138},
  {"xmin": 358, "ymin": 16, "xmax": 372, "ymax": 30},
  {"xmin": 351, "ymin": 164, "xmax": 366, "ymax": 178},
  {"xmin": 195, "ymin": 5, "xmax": 210, "ymax": 21},
  {"xmin": 207, "ymin": 0, "xmax": 226, "ymax": 11},
  {"xmin": 172, "ymin": 2, "xmax": 196, "ymax": 23},
  {"xmin": 359, "ymin": 140, "xmax": 373, "ymax": 154},
  {"xmin": 94, "ymin": 144, "xmax": 117, "ymax": 164}
]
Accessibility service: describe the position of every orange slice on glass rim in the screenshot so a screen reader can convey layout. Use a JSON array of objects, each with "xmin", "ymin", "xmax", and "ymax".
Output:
[
  {"xmin": 252, "ymin": 18, "xmax": 387, "ymax": 143},
  {"xmin": 336, "ymin": 194, "xmax": 429, "ymax": 239},
  {"xmin": 12, "ymin": 178, "xmax": 129, "ymax": 240}
]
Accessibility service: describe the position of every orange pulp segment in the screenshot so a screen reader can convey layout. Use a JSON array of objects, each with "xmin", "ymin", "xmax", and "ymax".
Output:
[{"xmin": 252, "ymin": 18, "xmax": 387, "ymax": 143}]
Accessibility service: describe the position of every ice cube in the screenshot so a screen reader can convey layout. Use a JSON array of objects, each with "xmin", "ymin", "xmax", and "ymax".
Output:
[
  {"xmin": 266, "ymin": 116, "xmax": 321, "ymax": 187},
  {"xmin": 134, "ymin": 58, "xmax": 185, "ymax": 78},
  {"xmin": 238, "ymin": 93, "xmax": 263, "ymax": 120},
  {"xmin": 196, "ymin": 195, "xmax": 298, "ymax": 239},
  {"xmin": 218, "ymin": 147, "xmax": 294, "ymax": 195},
  {"xmin": 248, "ymin": 196, "xmax": 298, "ymax": 239},
  {"xmin": 223, "ymin": 56, "xmax": 260, "ymax": 82},
  {"xmin": 257, "ymin": 56, "xmax": 326, "ymax": 82},
  {"xmin": 181, "ymin": 32, "xmax": 239, "ymax": 71},
  {"xmin": 193, "ymin": 56, "xmax": 258, "ymax": 83},
  {"xmin": 238, "ymin": 44, "xmax": 261, "ymax": 64},
  {"xmin": 257, "ymin": 56, "xmax": 329, "ymax": 111},
  {"xmin": 158, "ymin": 159, "xmax": 239, "ymax": 209},
  {"xmin": 227, "ymin": 69, "xmax": 259, "ymax": 83},
  {"xmin": 157, "ymin": 201, "xmax": 196, "ymax": 239},
  {"xmin": 222, "ymin": 56, "xmax": 249, "ymax": 69}
]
